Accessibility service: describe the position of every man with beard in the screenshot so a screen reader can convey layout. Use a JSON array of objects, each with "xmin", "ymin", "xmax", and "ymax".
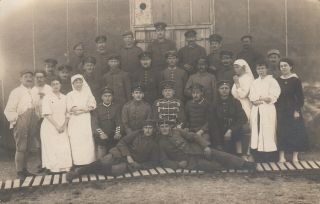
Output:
[{"xmin": 66, "ymin": 119, "xmax": 159, "ymax": 181}]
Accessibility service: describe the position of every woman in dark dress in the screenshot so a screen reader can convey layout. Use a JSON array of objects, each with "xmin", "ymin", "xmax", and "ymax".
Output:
[{"xmin": 276, "ymin": 58, "xmax": 308, "ymax": 163}]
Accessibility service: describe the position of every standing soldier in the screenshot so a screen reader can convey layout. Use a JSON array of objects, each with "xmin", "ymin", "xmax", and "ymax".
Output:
[
  {"xmin": 4, "ymin": 70, "xmax": 38, "ymax": 179},
  {"xmin": 82, "ymin": 56, "xmax": 102, "ymax": 102},
  {"xmin": 207, "ymin": 34, "xmax": 223, "ymax": 75},
  {"xmin": 102, "ymin": 54, "xmax": 131, "ymax": 108},
  {"xmin": 122, "ymin": 84, "xmax": 152, "ymax": 135},
  {"xmin": 266, "ymin": 49, "xmax": 281, "ymax": 78},
  {"xmin": 133, "ymin": 51, "xmax": 159, "ymax": 104},
  {"xmin": 153, "ymin": 80, "xmax": 185, "ymax": 128},
  {"xmin": 43, "ymin": 58, "xmax": 58, "ymax": 84},
  {"xmin": 178, "ymin": 29, "xmax": 207, "ymax": 75},
  {"xmin": 236, "ymin": 35, "xmax": 264, "ymax": 78},
  {"xmin": 93, "ymin": 35, "xmax": 110, "ymax": 80},
  {"xmin": 68, "ymin": 42, "xmax": 85, "ymax": 74},
  {"xmin": 161, "ymin": 50, "xmax": 188, "ymax": 102},
  {"xmin": 119, "ymin": 30, "xmax": 143, "ymax": 80},
  {"xmin": 147, "ymin": 22, "xmax": 176, "ymax": 73}
]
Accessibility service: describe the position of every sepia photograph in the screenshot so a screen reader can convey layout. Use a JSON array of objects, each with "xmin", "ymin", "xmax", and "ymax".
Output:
[{"xmin": 0, "ymin": 0, "xmax": 320, "ymax": 203}]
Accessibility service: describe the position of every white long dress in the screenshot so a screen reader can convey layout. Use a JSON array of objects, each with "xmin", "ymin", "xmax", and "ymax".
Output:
[
  {"xmin": 41, "ymin": 92, "xmax": 72, "ymax": 172},
  {"xmin": 67, "ymin": 74, "xmax": 96, "ymax": 165},
  {"xmin": 249, "ymin": 75, "xmax": 281, "ymax": 152},
  {"xmin": 232, "ymin": 59, "xmax": 254, "ymax": 121}
]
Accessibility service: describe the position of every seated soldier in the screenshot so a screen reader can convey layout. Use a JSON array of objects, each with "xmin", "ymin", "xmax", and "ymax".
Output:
[
  {"xmin": 158, "ymin": 119, "xmax": 255, "ymax": 172},
  {"xmin": 92, "ymin": 87, "xmax": 122, "ymax": 159},
  {"xmin": 66, "ymin": 119, "xmax": 159, "ymax": 181},
  {"xmin": 216, "ymin": 51, "xmax": 235, "ymax": 84},
  {"xmin": 210, "ymin": 80, "xmax": 247, "ymax": 155},
  {"xmin": 185, "ymin": 83, "xmax": 211, "ymax": 144},
  {"xmin": 153, "ymin": 80, "xmax": 185, "ymax": 128},
  {"xmin": 122, "ymin": 83, "xmax": 152, "ymax": 135}
]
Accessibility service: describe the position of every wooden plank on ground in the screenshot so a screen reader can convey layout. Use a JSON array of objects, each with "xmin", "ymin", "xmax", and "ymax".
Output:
[
  {"xmin": 148, "ymin": 169, "xmax": 158, "ymax": 176},
  {"xmin": 277, "ymin": 162, "xmax": 288, "ymax": 171},
  {"xmin": 124, "ymin": 173, "xmax": 132, "ymax": 178},
  {"xmin": 97, "ymin": 175, "xmax": 106, "ymax": 181},
  {"xmin": 175, "ymin": 169, "xmax": 183, "ymax": 173},
  {"xmin": 292, "ymin": 162, "xmax": 304, "ymax": 170},
  {"xmin": 42, "ymin": 175, "xmax": 52, "ymax": 186},
  {"xmin": 156, "ymin": 167, "xmax": 166, "ymax": 175},
  {"xmin": 228, "ymin": 169, "xmax": 235, "ymax": 173},
  {"xmin": 285, "ymin": 162, "xmax": 296, "ymax": 170},
  {"xmin": 72, "ymin": 178, "xmax": 80, "ymax": 183},
  {"xmin": 164, "ymin": 168, "xmax": 175, "ymax": 174},
  {"xmin": 12, "ymin": 179, "xmax": 21, "ymax": 189},
  {"xmin": 190, "ymin": 170, "xmax": 198, "ymax": 174},
  {"xmin": 139, "ymin": 170, "xmax": 150, "ymax": 176},
  {"xmin": 132, "ymin": 171, "xmax": 141, "ymax": 177},
  {"xmin": 4, "ymin": 180, "xmax": 12, "ymax": 189},
  {"xmin": 269, "ymin": 162, "xmax": 280, "ymax": 171},
  {"xmin": 88, "ymin": 174, "xmax": 97, "ymax": 181},
  {"xmin": 21, "ymin": 176, "xmax": 33, "ymax": 187},
  {"xmin": 307, "ymin": 161, "xmax": 319, "ymax": 169},
  {"xmin": 61, "ymin": 174, "xmax": 67, "ymax": 184},
  {"xmin": 52, "ymin": 174, "xmax": 60, "ymax": 185},
  {"xmin": 256, "ymin": 163, "xmax": 264, "ymax": 172},
  {"xmin": 315, "ymin": 161, "xmax": 320, "ymax": 167},
  {"xmin": 106, "ymin": 176, "xmax": 114, "ymax": 180},
  {"xmin": 299, "ymin": 161, "xmax": 312, "ymax": 170},
  {"xmin": 81, "ymin": 175, "xmax": 89, "ymax": 182},
  {"xmin": 32, "ymin": 176, "xmax": 43, "ymax": 187},
  {"xmin": 261, "ymin": 163, "xmax": 272, "ymax": 171}
]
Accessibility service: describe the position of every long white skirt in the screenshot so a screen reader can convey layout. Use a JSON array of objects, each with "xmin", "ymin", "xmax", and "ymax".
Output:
[
  {"xmin": 68, "ymin": 112, "xmax": 96, "ymax": 165},
  {"xmin": 41, "ymin": 119, "xmax": 72, "ymax": 172},
  {"xmin": 250, "ymin": 104, "xmax": 277, "ymax": 152}
]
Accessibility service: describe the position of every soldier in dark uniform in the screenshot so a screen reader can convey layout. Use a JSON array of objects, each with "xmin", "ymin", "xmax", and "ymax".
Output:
[
  {"xmin": 185, "ymin": 83, "xmax": 211, "ymax": 144},
  {"xmin": 216, "ymin": 51, "xmax": 235, "ymax": 85},
  {"xmin": 236, "ymin": 35, "xmax": 264, "ymax": 78},
  {"xmin": 102, "ymin": 54, "xmax": 131, "ymax": 108},
  {"xmin": 161, "ymin": 50, "xmax": 188, "ymax": 102},
  {"xmin": 210, "ymin": 80, "xmax": 247, "ymax": 155},
  {"xmin": 43, "ymin": 58, "xmax": 58, "ymax": 84},
  {"xmin": 178, "ymin": 29, "xmax": 207, "ymax": 75},
  {"xmin": 66, "ymin": 119, "xmax": 159, "ymax": 181},
  {"xmin": 68, "ymin": 42, "xmax": 85, "ymax": 74},
  {"xmin": 57, "ymin": 65, "xmax": 72, "ymax": 95},
  {"xmin": 92, "ymin": 87, "xmax": 122, "ymax": 159},
  {"xmin": 147, "ymin": 22, "xmax": 176, "ymax": 73},
  {"xmin": 132, "ymin": 51, "xmax": 159, "ymax": 104},
  {"xmin": 158, "ymin": 119, "xmax": 255, "ymax": 172},
  {"xmin": 93, "ymin": 35, "xmax": 110, "ymax": 80},
  {"xmin": 82, "ymin": 56, "xmax": 102, "ymax": 102},
  {"xmin": 207, "ymin": 34, "xmax": 223, "ymax": 75},
  {"xmin": 153, "ymin": 80, "xmax": 185, "ymax": 128},
  {"xmin": 122, "ymin": 84, "xmax": 152, "ymax": 135},
  {"xmin": 119, "ymin": 30, "xmax": 143, "ymax": 81}
]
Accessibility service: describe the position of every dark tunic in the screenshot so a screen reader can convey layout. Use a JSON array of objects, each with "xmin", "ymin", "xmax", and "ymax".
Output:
[
  {"xmin": 153, "ymin": 98, "xmax": 186, "ymax": 126},
  {"xmin": 109, "ymin": 130, "xmax": 159, "ymax": 168},
  {"xmin": 59, "ymin": 78, "xmax": 72, "ymax": 95},
  {"xmin": 93, "ymin": 51, "xmax": 110, "ymax": 80},
  {"xmin": 236, "ymin": 48, "xmax": 264, "ymax": 78},
  {"xmin": 83, "ymin": 73, "xmax": 102, "ymax": 102},
  {"xmin": 207, "ymin": 52, "xmax": 222, "ymax": 75},
  {"xmin": 275, "ymin": 76, "xmax": 308, "ymax": 151},
  {"xmin": 161, "ymin": 67, "xmax": 188, "ymax": 101},
  {"xmin": 158, "ymin": 129, "xmax": 246, "ymax": 171},
  {"xmin": 185, "ymin": 98, "xmax": 210, "ymax": 132},
  {"xmin": 210, "ymin": 96, "xmax": 247, "ymax": 151},
  {"xmin": 216, "ymin": 65, "xmax": 235, "ymax": 85},
  {"xmin": 178, "ymin": 44, "xmax": 207, "ymax": 75},
  {"xmin": 92, "ymin": 102, "xmax": 122, "ymax": 150},
  {"xmin": 119, "ymin": 45, "xmax": 143, "ymax": 79},
  {"xmin": 132, "ymin": 67, "xmax": 159, "ymax": 104},
  {"xmin": 102, "ymin": 68, "xmax": 131, "ymax": 108},
  {"xmin": 121, "ymin": 100, "xmax": 152, "ymax": 135},
  {"xmin": 147, "ymin": 39, "xmax": 176, "ymax": 72},
  {"xmin": 68, "ymin": 55, "xmax": 85, "ymax": 74}
]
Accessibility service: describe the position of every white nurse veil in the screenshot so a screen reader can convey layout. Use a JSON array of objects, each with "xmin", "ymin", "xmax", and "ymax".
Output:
[
  {"xmin": 70, "ymin": 74, "xmax": 94, "ymax": 98},
  {"xmin": 234, "ymin": 59, "xmax": 254, "ymax": 80}
]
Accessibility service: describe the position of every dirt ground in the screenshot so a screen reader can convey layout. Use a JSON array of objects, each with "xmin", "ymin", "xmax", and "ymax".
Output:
[{"xmin": 1, "ymin": 149, "xmax": 320, "ymax": 204}]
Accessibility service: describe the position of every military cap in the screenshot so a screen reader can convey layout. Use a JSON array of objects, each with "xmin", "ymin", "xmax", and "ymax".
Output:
[
  {"xmin": 107, "ymin": 53, "xmax": 121, "ymax": 61},
  {"xmin": 191, "ymin": 83, "xmax": 205, "ymax": 93},
  {"xmin": 102, "ymin": 87, "xmax": 114, "ymax": 95},
  {"xmin": 73, "ymin": 42, "xmax": 84, "ymax": 50},
  {"xmin": 138, "ymin": 51, "xmax": 152, "ymax": 59},
  {"xmin": 267, "ymin": 49, "xmax": 281, "ymax": 57},
  {"xmin": 95, "ymin": 35, "xmax": 107, "ymax": 43},
  {"xmin": 184, "ymin": 29, "xmax": 197, "ymax": 37},
  {"xmin": 82, "ymin": 56, "xmax": 97, "ymax": 65},
  {"xmin": 143, "ymin": 119, "xmax": 156, "ymax": 127},
  {"xmin": 217, "ymin": 80, "xmax": 232, "ymax": 88},
  {"xmin": 154, "ymin": 22, "xmax": 167, "ymax": 30},
  {"xmin": 165, "ymin": 50, "xmax": 178, "ymax": 58},
  {"xmin": 131, "ymin": 82, "xmax": 144, "ymax": 92},
  {"xmin": 122, "ymin": 30, "xmax": 134, "ymax": 37},
  {"xmin": 44, "ymin": 58, "xmax": 58, "ymax": 66},
  {"xmin": 160, "ymin": 80, "xmax": 175, "ymax": 90},
  {"xmin": 209, "ymin": 34, "xmax": 223, "ymax": 43},
  {"xmin": 34, "ymin": 69, "xmax": 46, "ymax": 76},
  {"xmin": 57, "ymin": 65, "xmax": 72, "ymax": 72},
  {"xmin": 20, "ymin": 69, "xmax": 34, "ymax": 77},
  {"xmin": 240, "ymin": 35, "xmax": 253, "ymax": 41},
  {"xmin": 219, "ymin": 50, "xmax": 234, "ymax": 58},
  {"xmin": 157, "ymin": 118, "xmax": 175, "ymax": 126}
]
